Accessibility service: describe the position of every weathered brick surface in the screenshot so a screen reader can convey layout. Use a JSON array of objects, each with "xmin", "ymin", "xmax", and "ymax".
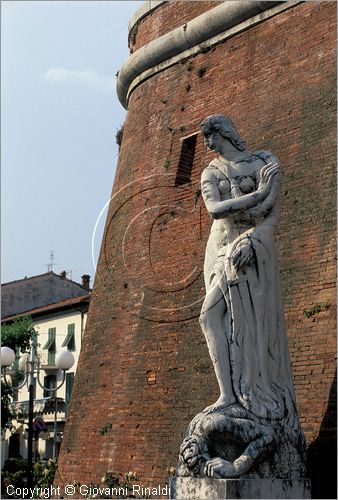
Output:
[
  {"xmin": 57, "ymin": 3, "xmax": 336, "ymax": 498},
  {"xmin": 129, "ymin": 1, "xmax": 222, "ymax": 52}
]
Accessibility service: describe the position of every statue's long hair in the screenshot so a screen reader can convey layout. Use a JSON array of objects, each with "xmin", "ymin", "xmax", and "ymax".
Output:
[{"xmin": 201, "ymin": 114, "xmax": 246, "ymax": 152}]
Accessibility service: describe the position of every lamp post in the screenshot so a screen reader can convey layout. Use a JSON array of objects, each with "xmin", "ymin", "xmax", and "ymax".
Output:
[{"xmin": 1, "ymin": 337, "xmax": 74, "ymax": 490}]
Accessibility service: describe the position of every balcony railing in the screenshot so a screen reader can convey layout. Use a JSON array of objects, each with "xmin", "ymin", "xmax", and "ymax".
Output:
[{"xmin": 10, "ymin": 397, "xmax": 67, "ymax": 422}]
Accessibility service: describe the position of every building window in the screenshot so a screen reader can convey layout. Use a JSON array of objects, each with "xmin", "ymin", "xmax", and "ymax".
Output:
[
  {"xmin": 175, "ymin": 134, "xmax": 197, "ymax": 186},
  {"xmin": 43, "ymin": 328, "xmax": 56, "ymax": 366},
  {"xmin": 43, "ymin": 374, "xmax": 56, "ymax": 398},
  {"xmin": 65, "ymin": 372, "xmax": 74, "ymax": 404},
  {"xmin": 62, "ymin": 323, "xmax": 75, "ymax": 351}
]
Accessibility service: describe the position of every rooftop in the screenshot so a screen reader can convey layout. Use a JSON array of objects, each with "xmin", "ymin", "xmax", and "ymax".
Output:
[{"xmin": 1, "ymin": 271, "xmax": 91, "ymax": 320}]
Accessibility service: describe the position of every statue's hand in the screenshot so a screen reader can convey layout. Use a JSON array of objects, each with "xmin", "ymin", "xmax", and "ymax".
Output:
[
  {"xmin": 232, "ymin": 243, "xmax": 253, "ymax": 271},
  {"xmin": 204, "ymin": 457, "xmax": 238, "ymax": 478},
  {"xmin": 257, "ymin": 162, "xmax": 280, "ymax": 196}
]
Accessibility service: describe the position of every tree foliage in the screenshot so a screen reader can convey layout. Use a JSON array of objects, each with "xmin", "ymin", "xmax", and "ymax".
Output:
[
  {"xmin": 1, "ymin": 316, "xmax": 37, "ymax": 431},
  {"xmin": 2, "ymin": 316, "xmax": 36, "ymax": 353}
]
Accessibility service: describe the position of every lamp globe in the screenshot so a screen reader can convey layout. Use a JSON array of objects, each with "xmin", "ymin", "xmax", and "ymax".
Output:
[
  {"xmin": 1, "ymin": 347, "xmax": 16, "ymax": 367},
  {"xmin": 55, "ymin": 351, "xmax": 75, "ymax": 370}
]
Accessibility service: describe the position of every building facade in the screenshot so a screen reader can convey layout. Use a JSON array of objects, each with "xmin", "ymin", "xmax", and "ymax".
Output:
[
  {"xmin": 57, "ymin": 2, "xmax": 336, "ymax": 498},
  {"xmin": 1, "ymin": 272, "xmax": 90, "ymax": 466}
]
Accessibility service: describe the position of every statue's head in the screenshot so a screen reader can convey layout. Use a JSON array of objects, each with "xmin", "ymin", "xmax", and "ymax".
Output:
[
  {"xmin": 200, "ymin": 114, "xmax": 246, "ymax": 152},
  {"xmin": 179, "ymin": 436, "xmax": 210, "ymax": 477}
]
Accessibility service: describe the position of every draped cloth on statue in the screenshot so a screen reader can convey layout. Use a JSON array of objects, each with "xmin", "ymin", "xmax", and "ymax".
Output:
[{"xmin": 211, "ymin": 222, "xmax": 299, "ymax": 437}]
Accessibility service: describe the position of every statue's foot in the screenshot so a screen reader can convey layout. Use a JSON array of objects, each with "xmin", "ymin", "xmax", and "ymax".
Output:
[{"xmin": 202, "ymin": 396, "xmax": 231, "ymax": 415}]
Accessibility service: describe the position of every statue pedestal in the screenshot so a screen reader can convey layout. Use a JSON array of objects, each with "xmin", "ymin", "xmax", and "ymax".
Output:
[{"xmin": 170, "ymin": 477, "xmax": 311, "ymax": 499}]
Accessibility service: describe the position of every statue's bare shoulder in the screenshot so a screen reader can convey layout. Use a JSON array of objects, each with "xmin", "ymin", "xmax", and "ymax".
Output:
[{"xmin": 252, "ymin": 150, "xmax": 281, "ymax": 168}]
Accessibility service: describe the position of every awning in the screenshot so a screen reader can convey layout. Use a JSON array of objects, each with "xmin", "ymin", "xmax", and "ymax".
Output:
[
  {"xmin": 61, "ymin": 330, "xmax": 74, "ymax": 348},
  {"xmin": 43, "ymin": 337, "xmax": 55, "ymax": 350},
  {"xmin": 43, "ymin": 328, "xmax": 56, "ymax": 350}
]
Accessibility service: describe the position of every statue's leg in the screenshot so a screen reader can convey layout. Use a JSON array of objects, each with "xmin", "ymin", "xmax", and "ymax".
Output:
[{"xmin": 199, "ymin": 283, "xmax": 235, "ymax": 408}]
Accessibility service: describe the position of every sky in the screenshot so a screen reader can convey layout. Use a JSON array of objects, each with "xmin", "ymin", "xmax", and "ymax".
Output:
[{"xmin": 1, "ymin": 0, "xmax": 144, "ymax": 286}]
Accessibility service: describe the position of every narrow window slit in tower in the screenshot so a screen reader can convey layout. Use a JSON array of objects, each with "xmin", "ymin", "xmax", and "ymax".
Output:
[{"xmin": 175, "ymin": 134, "xmax": 197, "ymax": 186}]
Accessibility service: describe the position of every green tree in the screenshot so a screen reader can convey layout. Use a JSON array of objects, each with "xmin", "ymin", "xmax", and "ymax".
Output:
[{"xmin": 1, "ymin": 316, "xmax": 37, "ymax": 431}]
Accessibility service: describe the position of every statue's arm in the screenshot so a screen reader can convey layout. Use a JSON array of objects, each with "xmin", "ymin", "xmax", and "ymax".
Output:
[
  {"xmin": 205, "ymin": 428, "xmax": 277, "ymax": 478},
  {"xmin": 201, "ymin": 167, "xmax": 221, "ymax": 211},
  {"xmin": 203, "ymin": 417, "xmax": 277, "ymax": 478},
  {"xmin": 231, "ymin": 156, "xmax": 281, "ymax": 269},
  {"xmin": 232, "ymin": 425, "xmax": 277, "ymax": 475},
  {"xmin": 248, "ymin": 154, "xmax": 282, "ymax": 221},
  {"xmin": 201, "ymin": 164, "xmax": 278, "ymax": 218}
]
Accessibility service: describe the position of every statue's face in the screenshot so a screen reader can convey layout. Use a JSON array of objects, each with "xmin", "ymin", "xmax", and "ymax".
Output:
[{"xmin": 203, "ymin": 129, "xmax": 223, "ymax": 153}]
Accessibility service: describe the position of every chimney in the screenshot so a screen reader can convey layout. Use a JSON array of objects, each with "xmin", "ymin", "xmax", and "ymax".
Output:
[
  {"xmin": 60, "ymin": 271, "xmax": 67, "ymax": 280},
  {"xmin": 81, "ymin": 274, "xmax": 90, "ymax": 291}
]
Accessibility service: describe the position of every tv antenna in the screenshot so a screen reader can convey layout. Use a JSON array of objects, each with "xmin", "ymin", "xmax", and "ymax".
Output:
[{"xmin": 46, "ymin": 250, "xmax": 57, "ymax": 272}]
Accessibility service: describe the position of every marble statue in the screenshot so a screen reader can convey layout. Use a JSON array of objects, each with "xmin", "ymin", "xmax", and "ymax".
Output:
[{"xmin": 177, "ymin": 115, "xmax": 306, "ymax": 480}]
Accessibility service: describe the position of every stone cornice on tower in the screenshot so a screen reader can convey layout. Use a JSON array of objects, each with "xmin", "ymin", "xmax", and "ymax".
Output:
[
  {"xmin": 117, "ymin": 0, "xmax": 301, "ymax": 109},
  {"xmin": 128, "ymin": 0, "xmax": 166, "ymax": 32}
]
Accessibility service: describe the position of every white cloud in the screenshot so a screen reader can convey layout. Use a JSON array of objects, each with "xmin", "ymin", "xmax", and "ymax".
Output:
[{"xmin": 43, "ymin": 67, "xmax": 114, "ymax": 93}]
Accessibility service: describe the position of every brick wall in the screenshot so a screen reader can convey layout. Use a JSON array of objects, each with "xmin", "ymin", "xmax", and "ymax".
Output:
[
  {"xmin": 129, "ymin": 1, "xmax": 222, "ymax": 52},
  {"xmin": 57, "ymin": 2, "xmax": 336, "ymax": 498}
]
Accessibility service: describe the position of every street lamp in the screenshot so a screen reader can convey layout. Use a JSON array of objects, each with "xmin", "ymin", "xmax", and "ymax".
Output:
[{"xmin": 1, "ymin": 336, "xmax": 74, "ymax": 490}]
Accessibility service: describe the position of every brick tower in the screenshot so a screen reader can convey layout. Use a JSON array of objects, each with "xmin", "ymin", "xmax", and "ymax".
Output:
[{"xmin": 57, "ymin": 2, "xmax": 336, "ymax": 498}]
